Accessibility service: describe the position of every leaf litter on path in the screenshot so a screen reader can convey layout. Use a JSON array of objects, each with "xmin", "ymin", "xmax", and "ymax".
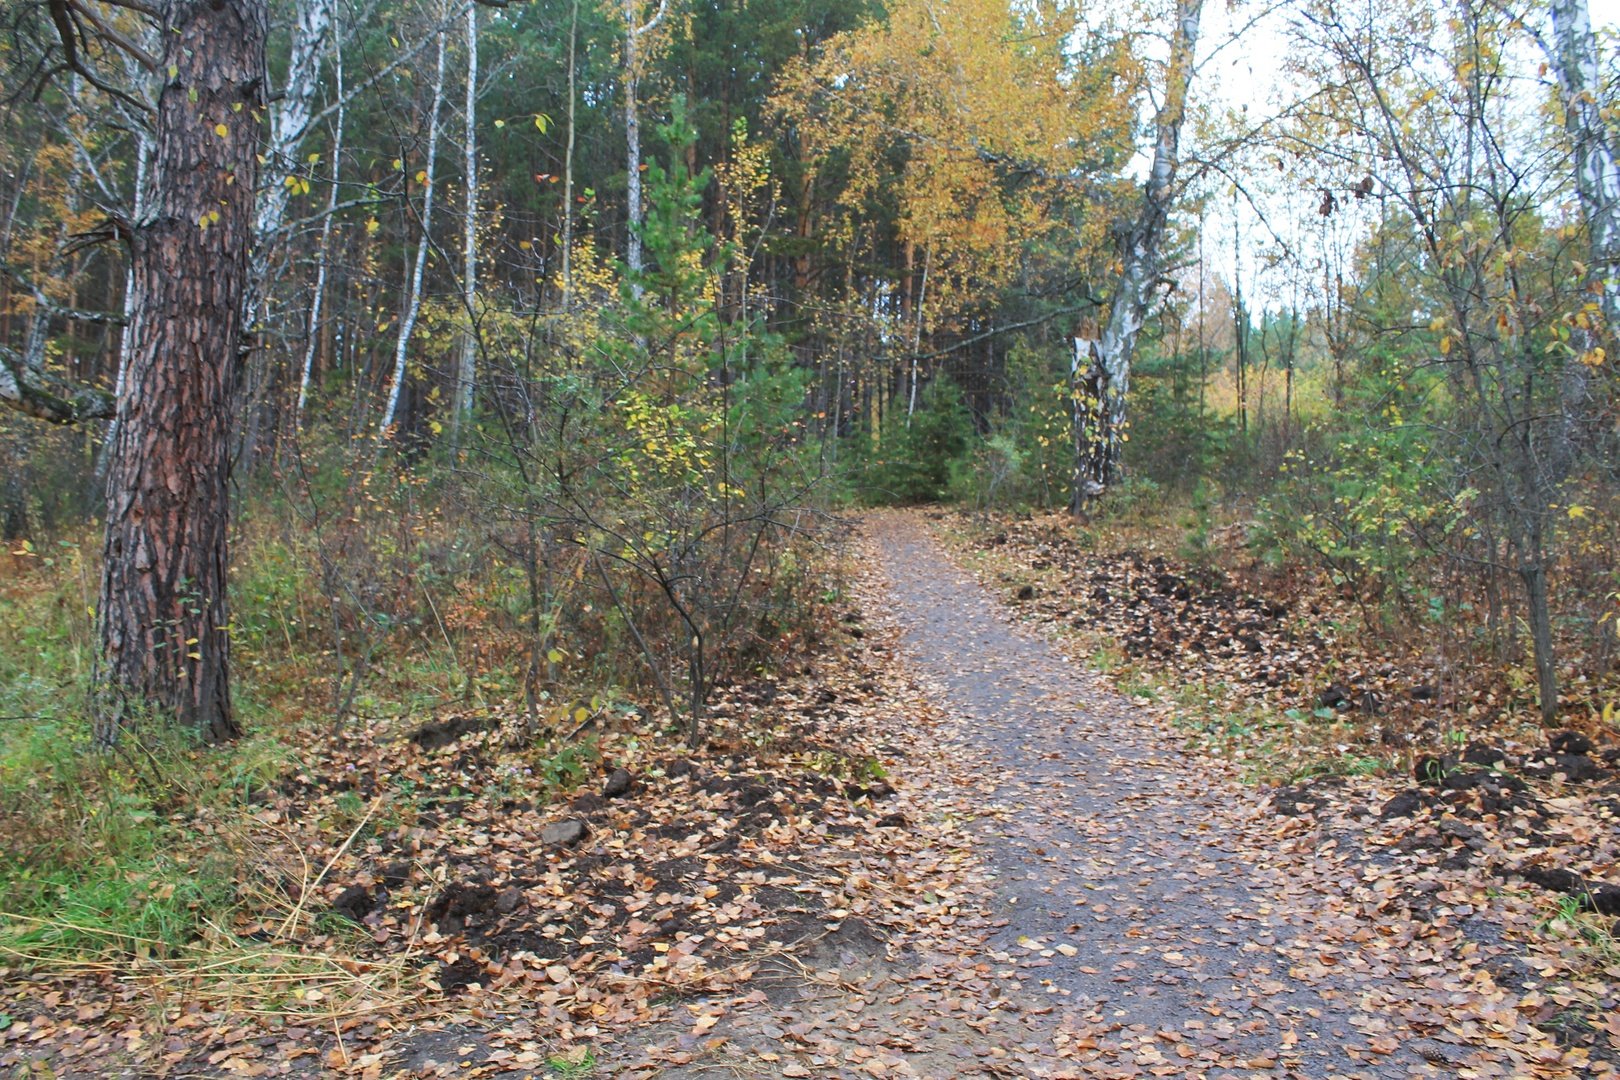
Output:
[{"xmin": 4, "ymin": 509, "xmax": 1614, "ymax": 1077}]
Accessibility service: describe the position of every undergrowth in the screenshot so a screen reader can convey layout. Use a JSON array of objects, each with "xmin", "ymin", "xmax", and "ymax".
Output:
[
  {"xmin": 0, "ymin": 538, "xmax": 285, "ymax": 967},
  {"xmin": 939, "ymin": 492, "xmax": 1609, "ymax": 783},
  {"xmin": 0, "ymin": 466, "xmax": 835, "ymax": 994}
]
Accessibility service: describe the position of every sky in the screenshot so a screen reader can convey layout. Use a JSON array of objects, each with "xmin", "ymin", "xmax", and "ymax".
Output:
[
  {"xmin": 1182, "ymin": 0, "xmax": 1620, "ymax": 312},
  {"xmin": 1199, "ymin": 0, "xmax": 1620, "ymax": 117}
]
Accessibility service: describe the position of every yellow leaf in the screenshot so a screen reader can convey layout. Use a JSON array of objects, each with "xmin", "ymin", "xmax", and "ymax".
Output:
[
  {"xmin": 214, "ymin": 123, "xmax": 229, "ymax": 138},
  {"xmin": 1439, "ymin": 336, "xmax": 1451, "ymax": 355},
  {"xmin": 547, "ymin": 649, "xmax": 564, "ymax": 664}
]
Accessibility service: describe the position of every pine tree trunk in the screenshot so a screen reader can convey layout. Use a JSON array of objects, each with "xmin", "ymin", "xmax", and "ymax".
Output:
[{"xmin": 95, "ymin": 0, "xmax": 268, "ymax": 746}]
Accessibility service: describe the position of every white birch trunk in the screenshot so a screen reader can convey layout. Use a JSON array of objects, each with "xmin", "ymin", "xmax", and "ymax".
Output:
[
  {"xmin": 247, "ymin": 0, "xmax": 336, "ymax": 334},
  {"xmin": 1073, "ymin": 0, "xmax": 1202, "ymax": 508},
  {"xmin": 381, "ymin": 25, "xmax": 449, "ymax": 434},
  {"xmin": 296, "ymin": 32, "xmax": 344, "ymax": 428},
  {"xmin": 905, "ymin": 245, "xmax": 930, "ymax": 425},
  {"xmin": 624, "ymin": 0, "xmax": 644, "ymax": 291},
  {"xmin": 116, "ymin": 129, "xmax": 153, "ymax": 406},
  {"xmin": 1548, "ymin": 0, "xmax": 1620, "ymax": 338},
  {"xmin": 452, "ymin": 1, "xmax": 479, "ymax": 443},
  {"xmin": 97, "ymin": 61, "xmax": 158, "ymax": 481},
  {"xmin": 623, "ymin": 0, "xmax": 667, "ymax": 297},
  {"xmin": 1544, "ymin": 0, "xmax": 1619, "ymax": 459},
  {"xmin": 561, "ymin": 0, "xmax": 579, "ymax": 307}
]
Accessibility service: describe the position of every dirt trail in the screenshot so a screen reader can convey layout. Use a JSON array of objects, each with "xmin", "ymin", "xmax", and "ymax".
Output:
[
  {"xmin": 599, "ymin": 512, "xmax": 1557, "ymax": 1078},
  {"xmin": 869, "ymin": 512, "xmax": 1441, "ymax": 1078}
]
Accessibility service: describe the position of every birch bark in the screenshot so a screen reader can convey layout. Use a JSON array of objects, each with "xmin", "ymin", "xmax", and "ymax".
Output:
[
  {"xmin": 1548, "ymin": 0, "xmax": 1620, "ymax": 341},
  {"xmin": 561, "ymin": 0, "xmax": 579, "ymax": 307},
  {"xmin": 452, "ymin": 1, "xmax": 479, "ymax": 444},
  {"xmin": 1072, "ymin": 0, "xmax": 1202, "ymax": 510},
  {"xmin": 296, "ymin": 32, "xmax": 344, "ymax": 428},
  {"xmin": 623, "ymin": 0, "xmax": 668, "ymax": 295},
  {"xmin": 237, "ymin": 0, "xmax": 335, "ymax": 458},
  {"xmin": 381, "ymin": 22, "xmax": 449, "ymax": 435}
]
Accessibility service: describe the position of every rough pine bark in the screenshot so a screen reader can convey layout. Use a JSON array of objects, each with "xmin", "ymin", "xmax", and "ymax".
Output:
[{"xmin": 96, "ymin": 0, "xmax": 268, "ymax": 745}]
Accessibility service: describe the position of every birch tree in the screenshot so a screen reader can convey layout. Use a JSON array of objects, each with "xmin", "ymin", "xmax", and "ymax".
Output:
[
  {"xmin": 622, "ymin": 0, "xmax": 669, "ymax": 292},
  {"xmin": 236, "ymin": 0, "xmax": 335, "ymax": 460},
  {"xmin": 246, "ymin": 0, "xmax": 336, "ymax": 334},
  {"xmin": 1546, "ymin": 0, "xmax": 1619, "ymax": 344},
  {"xmin": 452, "ymin": 0, "xmax": 479, "ymax": 443},
  {"xmin": 296, "ymin": 28, "xmax": 344, "ymax": 427},
  {"xmin": 1071, "ymin": 0, "xmax": 1203, "ymax": 510},
  {"xmin": 560, "ymin": 0, "xmax": 580, "ymax": 307},
  {"xmin": 381, "ymin": 18, "xmax": 449, "ymax": 435}
]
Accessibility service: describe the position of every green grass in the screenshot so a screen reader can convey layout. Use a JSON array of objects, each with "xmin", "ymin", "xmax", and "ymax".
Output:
[
  {"xmin": 0, "ymin": 545, "xmax": 284, "ymax": 968},
  {"xmin": 547, "ymin": 1047, "xmax": 599, "ymax": 1077}
]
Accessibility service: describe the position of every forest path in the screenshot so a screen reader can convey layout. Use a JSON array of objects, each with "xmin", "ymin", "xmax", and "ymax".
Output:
[
  {"xmin": 862, "ymin": 511, "xmax": 1430, "ymax": 1079},
  {"xmin": 603, "ymin": 512, "xmax": 1542, "ymax": 1079}
]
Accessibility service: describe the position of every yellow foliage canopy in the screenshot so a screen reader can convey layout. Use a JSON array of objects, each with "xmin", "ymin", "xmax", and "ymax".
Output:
[{"xmin": 776, "ymin": 0, "xmax": 1137, "ymax": 325}]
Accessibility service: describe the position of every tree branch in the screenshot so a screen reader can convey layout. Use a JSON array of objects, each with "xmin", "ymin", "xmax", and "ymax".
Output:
[
  {"xmin": 67, "ymin": 0, "xmax": 160, "ymax": 71},
  {"xmin": 0, "ymin": 258, "xmax": 126, "ymax": 326},
  {"xmin": 42, "ymin": 0, "xmax": 153, "ymax": 114},
  {"xmin": 0, "ymin": 344, "xmax": 116, "ymax": 424}
]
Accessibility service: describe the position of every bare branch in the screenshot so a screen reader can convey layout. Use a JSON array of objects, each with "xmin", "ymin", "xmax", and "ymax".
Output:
[
  {"xmin": 67, "ymin": 0, "xmax": 160, "ymax": 71},
  {"xmin": 0, "ymin": 343, "xmax": 116, "ymax": 424}
]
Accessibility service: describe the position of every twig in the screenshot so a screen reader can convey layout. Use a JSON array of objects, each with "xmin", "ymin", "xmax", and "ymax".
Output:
[{"xmin": 278, "ymin": 792, "xmax": 384, "ymax": 937}]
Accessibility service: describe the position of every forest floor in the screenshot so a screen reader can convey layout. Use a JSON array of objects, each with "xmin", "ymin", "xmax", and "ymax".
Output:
[{"xmin": 3, "ymin": 510, "xmax": 1617, "ymax": 1078}]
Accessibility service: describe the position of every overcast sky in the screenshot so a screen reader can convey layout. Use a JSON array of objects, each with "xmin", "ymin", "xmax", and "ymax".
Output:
[{"xmin": 1180, "ymin": 0, "xmax": 1620, "ymax": 311}]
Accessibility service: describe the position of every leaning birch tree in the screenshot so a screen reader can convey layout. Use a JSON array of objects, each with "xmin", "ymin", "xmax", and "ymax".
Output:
[
  {"xmin": 296, "ymin": 29, "xmax": 345, "ymax": 427},
  {"xmin": 1071, "ymin": 0, "xmax": 1203, "ymax": 510},
  {"xmin": 236, "ymin": 0, "xmax": 335, "ymax": 460}
]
